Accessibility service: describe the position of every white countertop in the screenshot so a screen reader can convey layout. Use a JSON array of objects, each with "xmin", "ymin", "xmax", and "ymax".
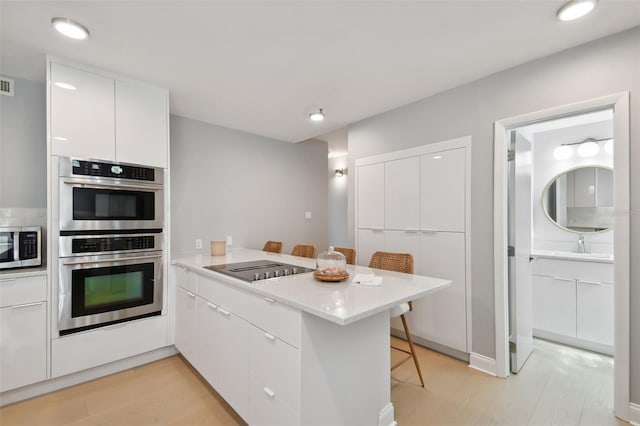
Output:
[
  {"xmin": 172, "ymin": 248, "xmax": 450, "ymax": 326},
  {"xmin": 0, "ymin": 266, "xmax": 47, "ymax": 279},
  {"xmin": 531, "ymin": 249, "xmax": 614, "ymax": 263}
]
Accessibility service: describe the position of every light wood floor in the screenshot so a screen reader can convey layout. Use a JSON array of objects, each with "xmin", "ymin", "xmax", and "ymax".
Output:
[{"xmin": 0, "ymin": 338, "xmax": 626, "ymax": 426}]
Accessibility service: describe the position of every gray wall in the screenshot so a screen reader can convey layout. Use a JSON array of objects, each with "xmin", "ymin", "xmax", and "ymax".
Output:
[
  {"xmin": 348, "ymin": 27, "xmax": 640, "ymax": 402},
  {"xmin": 0, "ymin": 77, "xmax": 46, "ymax": 209},
  {"xmin": 328, "ymin": 155, "xmax": 349, "ymax": 249},
  {"xmin": 170, "ymin": 115, "xmax": 328, "ymax": 255}
]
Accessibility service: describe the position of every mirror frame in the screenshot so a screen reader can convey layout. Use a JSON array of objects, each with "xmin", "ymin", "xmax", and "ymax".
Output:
[{"xmin": 541, "ymin": 164, "xmax": 614, "ymax": 234}]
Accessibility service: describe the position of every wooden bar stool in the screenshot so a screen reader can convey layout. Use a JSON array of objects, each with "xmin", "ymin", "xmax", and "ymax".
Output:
[
  {"xmin": 291, "ymin": 244, "xmax": 316, "ymax": 259},
  {"xmin": 262, "ymin": 241, "xmax": 283, "ymax": 253},
  {"xmin": 369, "ymin": 251, "xmax": 424, "ymax": 387},
  {"xmin": 333, "ymin": 247, "xmax": 356, "ymax": 265}
]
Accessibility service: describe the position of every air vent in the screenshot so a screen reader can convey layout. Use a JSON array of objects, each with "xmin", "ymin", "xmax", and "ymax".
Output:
[{"xmin": 0, "ymin": 76, "xmax": 15, "ymax": 96}]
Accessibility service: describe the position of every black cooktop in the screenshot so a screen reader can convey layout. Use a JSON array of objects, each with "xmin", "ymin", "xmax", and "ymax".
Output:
[{"xmin": 204, "ymin": 260, "xmax": 314, "ymax": 282}]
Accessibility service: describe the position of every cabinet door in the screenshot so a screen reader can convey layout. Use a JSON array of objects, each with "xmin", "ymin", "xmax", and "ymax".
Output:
[
  {"xmin": 357, "ymin": 163, "xmax": 385, "ymax": 229},
  {"xmin": 386, "ymin": 230, "xmax": 421, "ymax": 332},
  {"xmin": 50, "ymin": 62, "xmax": 115, "ymax": 161},
  {"xmin": 384, "ymin": 157, "xmax": 419, "ymax": 230},
  {"xmin": 420, "ymin": 148, "xmax": 466, "ymax": 232},
  {"xmin": 532, "ymin": 275, "xmax": 576, "ymax": 337},
  {"xmin": 577, "ymin": 281, "xmax": 613, "ymax": 346},
  {"xmin": 357, "ymin": 229, "xmax": 385, "ymax": 267},
  {"xmin": 175, "ymin": 287, "xmax": 198, "ymax": 364},
  {"xmin": 0, "ymin": 302, "xmax": 47, "ymax": 392},
  {"xmin": 417, "ymin": 232, "xmax": 467, "ymax": 352},
  {"xmin": 115, "ymin": 80, "xmax": 168, "ymax": 168}
]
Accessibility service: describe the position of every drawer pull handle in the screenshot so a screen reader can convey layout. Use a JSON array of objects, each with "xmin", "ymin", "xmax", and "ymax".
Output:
[
  {"xmin": 187, "ymin": 292, "xmax": 196, "ymax": 298},
  {"xmin": 218, "ymin": 308, "xmax": 230, "ymax": 316},
  {"xmin": 264, "ymin": 332, "xmax": 276, "ymax": 341},
  {"xmin": 552, "ymin": 277, "xmax": 575, "ymax": 282},
  {"xmin": 11, "ymin": 301, "xmax": 43, "ymax": 310},
  {"xmin": 207, "ymin": 302, "xmax": 217, "ymax": 310},
  {"xmin": 264, "ymin": 297, "xmax": 275, "ymax": 303},
  {"xmin": 263, "ymin": 387, "xmax": 275, "ymax": 398},
  {"xmin": 579, "ymin": 280, "xmax": 602, "ymax": 286}
]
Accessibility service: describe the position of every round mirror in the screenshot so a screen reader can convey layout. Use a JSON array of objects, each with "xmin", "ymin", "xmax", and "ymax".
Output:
[{"xmin": 542, "ymin": 166, "xmax": 614, "ymax": 233}]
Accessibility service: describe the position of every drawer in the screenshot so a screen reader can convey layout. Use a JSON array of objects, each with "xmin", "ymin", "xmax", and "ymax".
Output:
[
  {"xmin": 0, "ymin": 275, "xmax": 46, "ymax": 307},
  {"xmin": 532, "ymin": 258, "xmax": 613, "ymax": 283},
  {"xmin": 249, "ymin": 325, "xmax": 300, "ymax": 412},
  {"xmin": 246, "ymin": 293, "xmax": 301, "ymax": 348},
  {"xmin": 175, "ymin": 265, "xmax": 197, "ymax": 293},
  {"xmin": 198, "ymin": 275, "xmax": 254, "ymax": 320},
  {"xmin": 249, "ymin": 375, "xmax": 298, "ymax": 426}
]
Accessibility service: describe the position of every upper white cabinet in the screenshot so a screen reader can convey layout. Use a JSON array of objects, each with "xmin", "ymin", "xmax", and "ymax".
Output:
[
  {"xmin": 357, "ymin": 163, "xmax": 385, "ymax": 229},
  {"xmin": 49, "ymin": 59, "xmax": 169, "ymax": 168},
  {"xmin": 420, "ymin": 148, "xmax": 466, "ymax": 232},
  {"xmin": 50, "ymin": 62, "xmax": 116, "ymax": 161},
  {"xmin": 385, "ymin": 157, "xmax": 420, "ymax": 230}
]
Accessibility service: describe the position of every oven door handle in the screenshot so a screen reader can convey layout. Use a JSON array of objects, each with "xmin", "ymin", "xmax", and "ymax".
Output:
[
  {"xmin": 63, "ymin": 180, "xmax": 162, "ymax": 191},
  {"xmin": 62, "ymin": 254, "xmax": 163, "ymax": 265}
]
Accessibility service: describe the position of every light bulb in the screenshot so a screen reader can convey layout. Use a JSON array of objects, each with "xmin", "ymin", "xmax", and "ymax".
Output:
[
  {"xmin": 553, "ymin": 145, "xmax": 573, "ymax": 160},
  {"xmin": 577, "ymin": 141, "xmax": 600, "ymax": 157},
  {"xmin": 604, "ymin": 139, "xmax": 614, "ymax": 154}
]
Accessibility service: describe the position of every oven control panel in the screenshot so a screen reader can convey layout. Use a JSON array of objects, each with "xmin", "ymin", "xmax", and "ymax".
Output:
[
  {"xmin": 71, "ymin": 159, "xmax": 155, "ymax": 181},
  {"xmin": 71, "ymin": 235, "xmax": 157, "ymax": 254}
]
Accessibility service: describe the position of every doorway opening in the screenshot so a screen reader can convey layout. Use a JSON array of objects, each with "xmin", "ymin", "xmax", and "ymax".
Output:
[{"xmin": 493, "ymin": 93, "xmax": 630, "ymax": 421}]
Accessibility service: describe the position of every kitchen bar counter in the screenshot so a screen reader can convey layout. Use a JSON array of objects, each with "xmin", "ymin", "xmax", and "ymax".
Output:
[{"xmin": 172, "ymin": 248, "xmax": 450, "ymax": 326}]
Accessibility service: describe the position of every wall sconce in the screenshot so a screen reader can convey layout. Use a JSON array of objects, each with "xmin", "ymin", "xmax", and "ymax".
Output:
[
  {"xmin": 552, "ymin": 137, "xmax": 611, "ymax": 160},
  {"xmin": 335, "ymin": 168, "xmax": 346, "ymax": 177}
]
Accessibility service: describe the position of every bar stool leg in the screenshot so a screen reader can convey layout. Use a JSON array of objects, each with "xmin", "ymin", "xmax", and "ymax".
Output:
[{"xmin": 401, "ymin": 313, "xmax": 424, "ymax": 387}]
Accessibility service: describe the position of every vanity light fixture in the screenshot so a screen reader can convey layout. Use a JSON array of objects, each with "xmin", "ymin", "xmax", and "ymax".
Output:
[
  {"xmin": 553, "ymin": 145, "xmax": 573, "ymax": 160},
  {"xmin": 556, "ymin": 0, "xmax": 598, "ymax": 22},
  {"xmin": 51, "ymin": 17, "xmax": 90, "ymax": 40},
  {"xmin": 577, "ymin": 140, "xmax": 600, "ymax": 157},
  {"xmin": 553, "ymin": 136, "xmax": 610, "ymax": 160},
  {"xmin": 54, "ymin": 82, "xmax": 76, "ymax": 90},
  {"xmin": 335, "ymin": 168, "xmax": 346, "ymax": 177},
  {"xmin": 309, "ymin": 108, "xmax": 325, "ymax": 122},
  {"xmin": 604, "ymin": 139, "xmax": 614, "ymax": 154}
]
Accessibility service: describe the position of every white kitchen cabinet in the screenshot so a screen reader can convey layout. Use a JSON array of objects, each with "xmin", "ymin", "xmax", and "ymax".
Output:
[
  {"xmin": 49, "ymin": 59, "xmax": 169, "ymax": 168},
  {"xmin": 115, "ymin": 79, "xmax": 168, "ymax": 168},
  {"xmin": 417, "ymin": 231, "xmax": 467, "ymax": 352},
  {"xmin": 577, "ymin": 280, "xmax": 613, "ymax": 346},
  {"xmin": 384, "ymin": 157, "xmax": 419, "ymax": 230},
  {"xmin": 357, "ymin": 162, "xmax": 385, "ymax": 229},
  {"xmin": 0, "ymin": 274, "xmax": 47, "ymax": 392},
  {"xmin": 356, "ymin": 228, "xmax": 385, "ymax": 267},
  {"xmin": 420, "ymin": 147, "xmax": 466, "ymax": 232},
  {"xmin": 532, "ymin": 275, "xmax": 577, "ymax": 337},
  {"xmin": 175, "ymin": 287, "xmax": 198, "ymax": 364},
  {"xmin": 50, "ymin": 62, "xmax": 115, "ymax": 161}
]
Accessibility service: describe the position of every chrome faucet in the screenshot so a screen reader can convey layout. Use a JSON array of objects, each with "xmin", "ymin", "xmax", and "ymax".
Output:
[{"xmin": 577, "ymin": 234, "xmax": 587, "ymax": 253}]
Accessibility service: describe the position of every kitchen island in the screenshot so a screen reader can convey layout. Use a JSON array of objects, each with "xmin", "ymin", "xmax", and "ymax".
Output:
[{"xmin": 172, "ymin": 248, "xmax": 450, "ymax": 426}]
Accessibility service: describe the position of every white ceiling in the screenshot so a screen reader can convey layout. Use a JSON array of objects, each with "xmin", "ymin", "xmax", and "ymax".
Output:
[{"xmin": 2, "ymin": 1, "xmax": 639, "ymax": 147}]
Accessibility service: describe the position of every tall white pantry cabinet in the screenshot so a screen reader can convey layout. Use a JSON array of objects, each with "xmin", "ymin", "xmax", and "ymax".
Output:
[{"xmin": 356, "ymin": 136, "xmax": 471, "ymax": 354}]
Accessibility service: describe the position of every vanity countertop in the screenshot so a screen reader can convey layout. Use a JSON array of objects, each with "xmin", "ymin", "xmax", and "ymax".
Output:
[{"xmin": 531, "ymin": 249, "xmax": 613, "ymax": 263}]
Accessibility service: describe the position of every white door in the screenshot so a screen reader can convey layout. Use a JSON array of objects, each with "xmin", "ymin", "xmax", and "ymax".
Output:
[{"xmin": 509, "ymin": 131, "xmax": 533, "ymax": 373}]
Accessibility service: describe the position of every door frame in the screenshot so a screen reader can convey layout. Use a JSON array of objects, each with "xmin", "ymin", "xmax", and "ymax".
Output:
[{"xmin": 493, "ymin": 93, "xmax": 630, "ymax": 420}]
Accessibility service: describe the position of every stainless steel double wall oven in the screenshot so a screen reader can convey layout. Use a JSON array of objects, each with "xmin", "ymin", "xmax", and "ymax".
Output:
[{"xmin": 58, "ymin": 157, "xmax": 165, "ymax": 335}]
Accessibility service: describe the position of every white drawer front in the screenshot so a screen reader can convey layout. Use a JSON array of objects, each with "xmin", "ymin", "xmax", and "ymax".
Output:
[
  {"xmin": 249, "ymin": 326, "xmax": 300, "ymax": 412},
  {"xmin": 246, "ymin": 294, "xmax": 301, "ymax": 348},
  {"xmin": 532, "ymin": 258, "xmax": 613, "ymax": 283},
  {"xmin": 0, "ymin": 275, "xmax": 46, "ymax": 308},
  {"xmin": 249, "ymin": 375, "xmax": 298, "ymax": 426},
  {"xmin": 175, "ymin": 266, "xmax": 197, "ymax": 293}
]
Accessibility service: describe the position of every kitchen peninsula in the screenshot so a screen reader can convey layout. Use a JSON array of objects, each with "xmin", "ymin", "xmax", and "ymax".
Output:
[{"xmin": 172, "ymin": 248, "xmax": 450, "ymax": 426}]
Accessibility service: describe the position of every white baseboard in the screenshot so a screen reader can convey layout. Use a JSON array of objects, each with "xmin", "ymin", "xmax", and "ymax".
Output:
[
  {"xmin": 0, "ymin": 345, "xmax": 178, "ymax": 406},
  {"xmin": 468, "ymin": 352, "xmax": 497, "ymax": 376},
  {"xmin": 629, "ymin": 403, "xmax": 640, "ymax": 425}
]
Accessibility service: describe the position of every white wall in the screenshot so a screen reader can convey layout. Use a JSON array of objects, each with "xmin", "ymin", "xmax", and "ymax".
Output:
[
  {"xmin": 170, "ymin": 115, "xmax": 328, "ymax": 255},
  {"xmin": 531, "ymin": 120, "xmax": 614, "ymax": 254},
  {"xmin": 347, "ymin": 26, "xmax": 640, "ymax": 403},
  {"xmin": 328, "ymin": 155, "xmax": 348, "ymax": 248}
]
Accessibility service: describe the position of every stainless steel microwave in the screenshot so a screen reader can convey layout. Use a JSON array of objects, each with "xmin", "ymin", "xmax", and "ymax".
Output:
[{"xmin": 0, "ymin": 226, "xmax": 42, "ymax": 270}]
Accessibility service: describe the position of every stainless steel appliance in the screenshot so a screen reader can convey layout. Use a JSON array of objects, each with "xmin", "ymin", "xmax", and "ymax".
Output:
[
  {"xmin": 0, "ymin": 226, "xmax": 41, "ymax": 269},
  {"xmin": 205, "ymin": 260, "xmax": 314, "ymax": 282},
  {"xmin": 59, "ymin": 157, "xmax": 164, "ymax": 232},
  {"xmin": 58, "ymin": 233, "xmax": 163, "ymax": 335}
]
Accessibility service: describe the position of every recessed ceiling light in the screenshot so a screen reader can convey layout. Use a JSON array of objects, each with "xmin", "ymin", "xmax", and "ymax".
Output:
[
  {"xmin": 309, "ymin": 108, "xmax": 325, "ymax": 122},
  {"xmin": 54, "ymin": 82, "xmax": 76, "ymax": 90},
  {"xmin": 51, "ymin": 17, "xmax": 90, "ymax": 40},
  {"xmin": 556, "ymin": 0, "xmax": 598, "ymax": 22}
]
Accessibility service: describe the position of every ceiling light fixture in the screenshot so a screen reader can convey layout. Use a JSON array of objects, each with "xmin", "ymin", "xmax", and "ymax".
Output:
[
  {"xmin": 51, "ymin": 17, "xmax": 90, "ymax": 40},
  {"xmin": 309, "ymin": 108, "xmax": 325, "ymax": 122},
  {"xmin": 556, "ymin": 0, "xmax": 598, "ymax": 22}
]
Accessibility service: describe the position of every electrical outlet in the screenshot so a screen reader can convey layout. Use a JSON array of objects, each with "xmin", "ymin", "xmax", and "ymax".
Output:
[
  {"xmin": 195, "ymin": 239, "xmax": 202, "ymax": 249},
  {"xmin": 226, "ymin": 236, "xmax": 233, "ymax": 246},
  {"xmin": 305, "ymin": 211, "xmax": 312, "ymax": 220}
]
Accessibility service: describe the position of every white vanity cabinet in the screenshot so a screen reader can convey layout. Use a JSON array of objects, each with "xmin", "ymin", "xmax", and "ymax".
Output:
[
  {"xmin": 49, "ymin": 59, "xmax": 169, "ymax": 168},
  {"xmin": 356, "ymin": 137, "xmax": 470, "ymax": 354},
  {"xmin": 0, "ymin": 274, "xmax": 47, "ymax": 392},
  {"xmin": 531, "ymin": 256, "xmax": 613, "ymax": 353}
]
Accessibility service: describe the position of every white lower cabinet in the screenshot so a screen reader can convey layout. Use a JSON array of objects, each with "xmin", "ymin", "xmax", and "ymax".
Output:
[
  {"xmin": 0, "ymin": 274, "xmax": 47, "ymax": 392},
  {"xmin": 175, "ymin": 286, "xmax": 198, "ymax": 363},
  {"xmin": 532, "ymin": 275, "xmax": 576, "ymax": 337},
  {"xmin": 577, "ymin": 280, "xmax": 613, "ymax": 346}
]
